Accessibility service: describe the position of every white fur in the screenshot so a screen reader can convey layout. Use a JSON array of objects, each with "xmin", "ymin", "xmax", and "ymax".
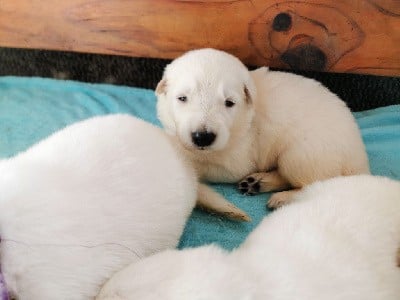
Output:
[
  {"xmin": 156, "ymin": 48, "xmax": 369, "ymax": 215},
  {"xmin": 96, "ymin": 175, "xmax": 400, "ymax": 300},
  {"xmin": 0, "ymin": 115, "xmax": 197, "ymax": 299}
]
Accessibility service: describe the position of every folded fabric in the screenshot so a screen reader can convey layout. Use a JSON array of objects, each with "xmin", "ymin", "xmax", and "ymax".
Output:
[{"xmin": 0, "ymin": 76, "xmax": 399, "ymax": 250}]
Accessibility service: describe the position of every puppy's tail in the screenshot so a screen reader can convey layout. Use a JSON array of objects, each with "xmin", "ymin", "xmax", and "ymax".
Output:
[{"xmin": 197, "ymin": 183, "xmax": 251, "ymax": 222}]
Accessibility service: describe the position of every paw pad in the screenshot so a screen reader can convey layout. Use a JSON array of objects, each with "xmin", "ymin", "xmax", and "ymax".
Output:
[{"xmin": 238, "ymin": 177, "xmax": 260, "ymax": 195}]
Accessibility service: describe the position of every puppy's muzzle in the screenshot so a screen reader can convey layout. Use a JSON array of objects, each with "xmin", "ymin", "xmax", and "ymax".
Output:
[{"xmin": 191, "ymin": 131, "xmax": 216, "ymax": 148}]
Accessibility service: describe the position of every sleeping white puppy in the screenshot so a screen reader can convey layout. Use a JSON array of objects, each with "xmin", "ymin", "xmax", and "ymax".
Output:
[
  {"xmin": 156, "ymin": 48, "xmax": 370, "ymax": 220},
  {"xmin": 96, "ymin": 175, "xmax": 400, "ymax": 300},
  {"xmin": 0, "ymin": 115, "xmax": 197, "ymax": 300}
]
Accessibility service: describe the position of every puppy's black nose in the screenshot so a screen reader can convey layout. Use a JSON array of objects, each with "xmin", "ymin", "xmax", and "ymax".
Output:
[{"xmin": 191, "ymin": 131, "xmax": 216, "ymax": 148}]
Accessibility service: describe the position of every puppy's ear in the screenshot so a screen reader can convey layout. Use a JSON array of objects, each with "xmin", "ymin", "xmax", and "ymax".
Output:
[
  {"xmin": 156, "ymin": 79, "xmax": 167, "ymax": 95},
  {"xmin": 244, "ymin": 85, "xmax": 252, "ymax": 105}
]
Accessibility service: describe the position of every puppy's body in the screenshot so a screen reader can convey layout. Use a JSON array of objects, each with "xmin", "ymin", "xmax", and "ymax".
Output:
[
  {"xmin": 0, "ymin": 115, "xmax": 197, "ymax": 299},
  {"xmin": 157, "ymin": 48, "xmax": 369, "ymax": 215},
  {"xmin": 250, "ymin": 68, "xmax": 369, "ymax": 183},
  {"xmin": 97, "ymin": 175, "xmax": 400, "ymax": 300},
  {"xmin": 183, "ymin": 68, "xmax": 368, "ymax": 182}
]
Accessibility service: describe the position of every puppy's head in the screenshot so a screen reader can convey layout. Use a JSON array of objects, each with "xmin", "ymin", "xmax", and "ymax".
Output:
[{"xmin": 156, "ymin": 48, "xmax": 256, "ymax": 152}]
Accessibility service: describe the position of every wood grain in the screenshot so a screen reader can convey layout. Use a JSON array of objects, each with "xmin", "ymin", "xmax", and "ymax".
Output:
[{"xmin": 0, "ymin": 0, "xmax": 399, "ymax": 76}]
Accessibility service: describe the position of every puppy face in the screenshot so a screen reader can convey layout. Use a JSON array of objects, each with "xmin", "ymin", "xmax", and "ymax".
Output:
[{"xmin": 156, "ymin": 48, "xmax": 256, "ymax": 152}]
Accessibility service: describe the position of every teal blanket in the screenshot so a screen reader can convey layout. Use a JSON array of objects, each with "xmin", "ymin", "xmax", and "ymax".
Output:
[{"xmin": 1, "ymin": 76, "xmax": 399, "ymax": 250}]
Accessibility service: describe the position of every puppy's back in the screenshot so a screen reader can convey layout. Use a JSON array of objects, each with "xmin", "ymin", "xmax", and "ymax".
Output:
[
  {"xmin": 0, "ymin": 114, "xmax": 197, "ymax": 300},
  {"xmin": 236, "ymin": 175, "xmax": 400, "ymax": 299},
  {"xmin": 250, "ymin": 68, "xmax": 369, "ymax": 183}
]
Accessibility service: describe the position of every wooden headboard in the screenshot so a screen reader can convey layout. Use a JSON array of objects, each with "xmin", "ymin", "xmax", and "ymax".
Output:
[{"xmin": 0, "ymin": 0, "xmax": 399, "ymax": 76}]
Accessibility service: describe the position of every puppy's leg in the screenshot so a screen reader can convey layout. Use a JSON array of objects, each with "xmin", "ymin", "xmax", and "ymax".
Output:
[
  {"xmin": 238, "ymin": 170, "xmax": 291, "ymax": 195},
  {"xmin": 197, "ymin": 183, "xmax": 251, "ymax": 222},
  {"xmin": 267, "ymin": 189, "xmax": 301, "ymax": 209}
]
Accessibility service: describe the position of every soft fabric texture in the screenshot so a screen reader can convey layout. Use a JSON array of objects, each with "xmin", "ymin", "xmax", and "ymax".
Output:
[{"xmin": 0, "ymin": 76, "xmax": 399, "ymax": 251}]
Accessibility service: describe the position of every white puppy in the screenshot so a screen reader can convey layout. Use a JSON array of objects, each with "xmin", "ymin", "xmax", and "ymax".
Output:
[
  {"xmin": 0, "ymin": 115, "xmax": 197, "ymax": 299},
  {"xmin": 156, "ymin": 48, "xmax": 369, "ymax": 219},
  {"xmin": 96, "ymin": 175, "xmax": 400, "ymax": 300}
]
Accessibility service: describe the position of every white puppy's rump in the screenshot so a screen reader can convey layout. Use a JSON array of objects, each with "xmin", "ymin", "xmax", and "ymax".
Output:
[
  {"xmin": 156, "ymin": 48, "xmax": 369, "ymax": 219},
  {"xmin": 0, "ymin": 115, "xmax": 197, "ymax": 299},
  {"xmin": 96, "ymin": 175, "xmax": 400, "ymax": 300}
]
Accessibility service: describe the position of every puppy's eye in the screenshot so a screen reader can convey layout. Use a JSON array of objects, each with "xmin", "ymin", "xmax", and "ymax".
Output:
[
  {"xmin": 177, "ymin": 96, "xmax": 187, "ymax": 102},
  {"xmin": 225, "ymin": 99, "xmax": 235, "ymax": 108}
]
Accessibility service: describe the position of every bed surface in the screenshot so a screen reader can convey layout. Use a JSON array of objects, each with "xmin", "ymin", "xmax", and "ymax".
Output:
[{"xmin": 1, "ymin": 76, "xmax": 399, "ymax": 250}]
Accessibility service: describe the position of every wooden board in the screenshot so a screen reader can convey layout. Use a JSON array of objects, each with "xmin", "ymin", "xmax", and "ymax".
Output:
[{"xmin": 0, "ymin": 0, "xmax": 399, "ymax": 76}]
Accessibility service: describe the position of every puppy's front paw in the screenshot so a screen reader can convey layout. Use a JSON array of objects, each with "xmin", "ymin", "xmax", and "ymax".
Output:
[
  {"xmin": 239, "ymin": 171, "xmax": 291, "ymax": 195},
  {"xmin": 238, "ymin": 175, "xmax": 261, "ymax": 195}
]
